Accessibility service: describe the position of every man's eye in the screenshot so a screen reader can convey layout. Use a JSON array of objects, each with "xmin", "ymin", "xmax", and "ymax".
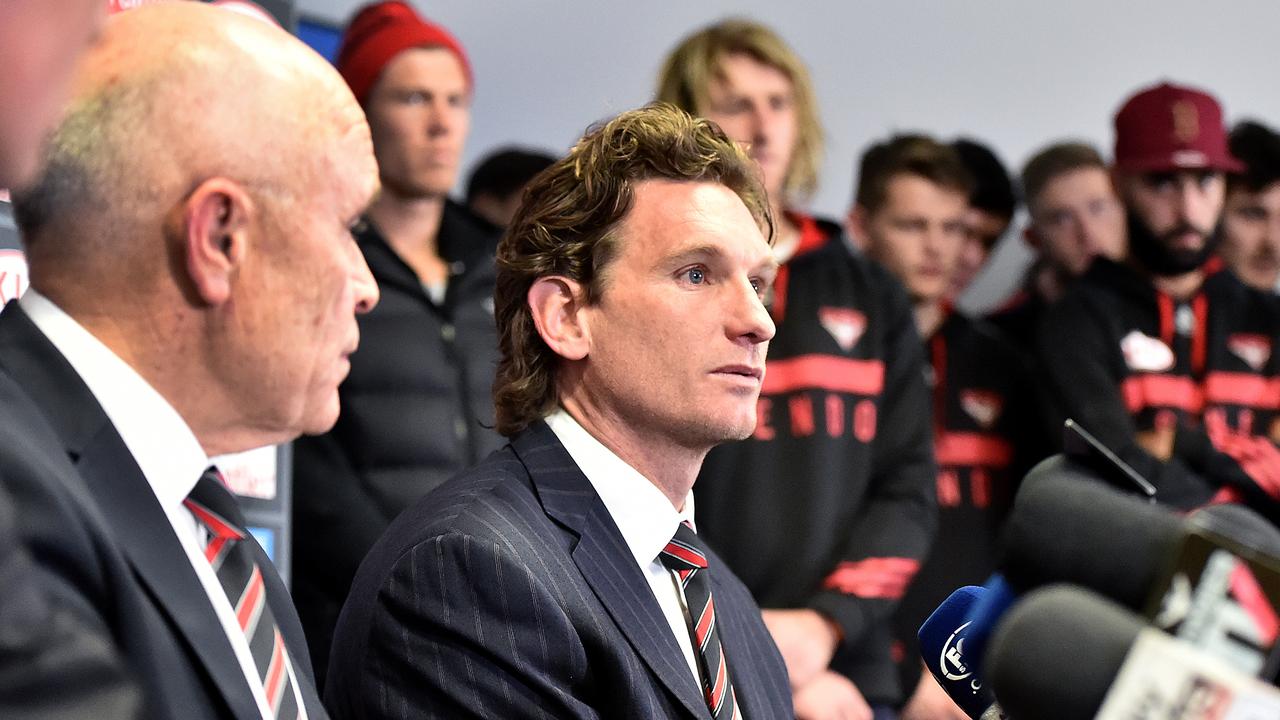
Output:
[
  {"xmin": 685, "ymin": 267, "xmax": 705, "ymax": 284},
  {"xmin": 1144, "ymin": 173, "xmax": 1176, "ymax": 192}
]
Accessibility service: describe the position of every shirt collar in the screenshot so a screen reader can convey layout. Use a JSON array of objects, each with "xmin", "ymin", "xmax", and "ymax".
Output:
[
  {"xmin": 544, "ymin": 409, "xmax": 694, "ymax": 567},
  {"xmin": 20, "ymin": 290, "xmax": 209, "ymax": 510}
]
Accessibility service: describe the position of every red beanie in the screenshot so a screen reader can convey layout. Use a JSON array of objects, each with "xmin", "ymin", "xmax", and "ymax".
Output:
[{"xmin": 336, "ymin": 1, "xmax": 472, "ymax": 105}]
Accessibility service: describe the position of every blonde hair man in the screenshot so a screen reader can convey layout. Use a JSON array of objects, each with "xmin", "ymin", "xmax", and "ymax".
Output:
[{"xmin": 659, "ymin": 20, "xmax": 938, "ymax": 720}]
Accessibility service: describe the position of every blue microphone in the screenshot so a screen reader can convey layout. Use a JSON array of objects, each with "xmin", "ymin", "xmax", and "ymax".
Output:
[{"xmin": 918, "ymin": 586, "xmax": 1006, "ymax": 719}]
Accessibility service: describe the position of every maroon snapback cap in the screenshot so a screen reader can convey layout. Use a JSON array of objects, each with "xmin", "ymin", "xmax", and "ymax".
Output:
[{"xmin": 1113, "ymin": 81, "xmax": 1243, "ymax": 173}]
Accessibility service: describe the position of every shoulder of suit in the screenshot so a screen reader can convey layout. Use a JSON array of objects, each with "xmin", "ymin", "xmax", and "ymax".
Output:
[{"xmin": 377, "ymin": 447, "xmax": 546, "ymax": 549}]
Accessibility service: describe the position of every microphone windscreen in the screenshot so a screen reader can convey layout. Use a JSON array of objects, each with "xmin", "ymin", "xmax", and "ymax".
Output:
[
  {"xmin": 1001, "ymin": 456, "xmax": 1184, "ymax": 607},
  {"xmin": 987, "ymin": 585, "xmax": 1142, "ymax": 720},
  {"xmin": 1189, "ymin": 503, "xmax": 1280, "ymax": 561},
  {"xmin": 918, "ymin": 586, "xmax": 993, "ymax": 719}
]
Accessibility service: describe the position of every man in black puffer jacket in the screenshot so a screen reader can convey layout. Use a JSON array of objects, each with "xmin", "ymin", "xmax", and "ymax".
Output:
[{"xmin": 290, "ymin": 2, "xmax": 505, "ymax": 687}]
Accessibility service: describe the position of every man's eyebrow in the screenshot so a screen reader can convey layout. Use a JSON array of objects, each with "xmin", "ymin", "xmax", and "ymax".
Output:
[
  {"xmin": 665, "ymin": 244, "xmax": 722, "ymax": 266},
  {"xmin": 666, "ymin": 244, "xmax": 779, "ymax": 274}
]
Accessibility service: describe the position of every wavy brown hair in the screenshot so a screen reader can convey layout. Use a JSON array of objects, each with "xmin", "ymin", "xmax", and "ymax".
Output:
[
  {"xmin": 656, "ymin": 18, "xmax": 824, "ymax": 206},
  {"xmin": 493, "ymin": 103, "xmax": 772, "ymax": 436}
]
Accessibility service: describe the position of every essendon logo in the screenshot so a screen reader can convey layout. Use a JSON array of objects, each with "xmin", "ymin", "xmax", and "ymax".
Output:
[
  {"xmin": 1228, "ymin": 333, "xmax": 1271, "ymax": 371},
  {"xmin": 959, "ymin": 389, "xmax": 1003, "ymax": 429},
  {"xmin": 818, "ymin": 307, "xmax": 866, "ymax": 352}
]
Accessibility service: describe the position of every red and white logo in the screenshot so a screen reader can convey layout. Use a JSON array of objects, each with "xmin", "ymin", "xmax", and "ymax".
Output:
[
  {"xmin": 818, "ymin": 307, "xmax": 866, "ymax": 352},
  {"xmin": 960, "ymin": 389, "xmax": 1003, "ymax": 429},
  {"xmin": 1121, "ymin": 330, "xmax": 1176, "ymax": 372},
  {"xmin": 1228, "ymin": 333, "xmax": 1271, "ymax": 371}
]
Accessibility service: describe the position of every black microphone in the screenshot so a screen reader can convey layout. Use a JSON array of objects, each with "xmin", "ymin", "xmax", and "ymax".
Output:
[
  {"xmin": 988, "ymin": 455, "xmax": 1280, "ymax": 680},
  {"xmin": 1189, "ymin": 502, "xmax": 1280, "ymax": 559},
  {"xmin": 987, "ymin": 585, "xmax": 1280, "ymax": 720},
  {"xmin": 955, "ymin": 453, "xmax": 1172, "ymax": 682}
]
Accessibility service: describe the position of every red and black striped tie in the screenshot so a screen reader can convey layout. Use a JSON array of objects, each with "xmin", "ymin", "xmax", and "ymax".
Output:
[
  {"xmin": 660, "ymin": 521, "xmax": 741, "ymax": 720},
  {"xmin": 185, "ymin": 467, "xmax": 300, "ymax": 720}
]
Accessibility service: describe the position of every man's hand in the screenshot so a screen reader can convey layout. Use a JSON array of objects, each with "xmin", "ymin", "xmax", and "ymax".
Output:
[
  {"xmin": 1136, "ymin": 427, "xmax": 1176, "ymax": 461},
  {"xmin": 793, "ymin": 670, "xmax": 872, "ymax": 720},
  {"xmin": 761, "ymin": 608, "xmax": 840, "ymax": 689},
  {"xmin": 900, "ymin": 669, "xmax": 969, "ymax": 720}
]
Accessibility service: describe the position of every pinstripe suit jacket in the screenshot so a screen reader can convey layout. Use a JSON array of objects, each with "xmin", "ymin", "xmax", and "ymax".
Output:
[{"xmin": 324, "ymin": 422, "xmax": 793, "ymax": 719}]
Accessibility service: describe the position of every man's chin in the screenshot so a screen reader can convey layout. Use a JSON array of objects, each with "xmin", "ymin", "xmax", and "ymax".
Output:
[
  {"xmin": 1161, "ymin": 247, "xmax": 1214, "ymax": 275},
  {"xmin": 714, "ymin": 415, "xmax": 760, "ymax": 444},
  {"xmin": 300, "ymin": 402, "xmax": 341, "ymax": 437}
]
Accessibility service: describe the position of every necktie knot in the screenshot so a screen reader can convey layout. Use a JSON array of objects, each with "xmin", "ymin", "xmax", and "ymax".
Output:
[
  {"xmin": 184, "ymin": 466, "xmax": 247, "ymax": 540},
  {"xmin": 659, "ymin": 521, "xmax": 708, "ymax": 573}
]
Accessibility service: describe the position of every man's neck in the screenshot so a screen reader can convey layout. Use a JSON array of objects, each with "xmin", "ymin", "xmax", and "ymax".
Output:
[
  {"xmin": 1033, "ymin": 262, "xmax": 1070, "ymax": 304},
  {"xmin": 559, "ymin": 395, "xmax": 704, "ymax": 511},
  {"xmin": 913, "ymin": 298, "xmax": 946, "ymax": 339},
  {"xmin": 37, "ymin": 287, "xmax": 250, "ymax": 456},
  {"xmin": 366, "ymin": 192, "xmax": 447, "ymax": 260},
  {"xmin": 771, "ymin": 203, "xmax": 802, "ymax": 264}
]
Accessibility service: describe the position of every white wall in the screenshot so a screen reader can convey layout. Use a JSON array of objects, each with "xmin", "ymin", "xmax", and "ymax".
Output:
[{"xmin": 296, "ymin": 0, "xmax": 1280, "ymax": 311}]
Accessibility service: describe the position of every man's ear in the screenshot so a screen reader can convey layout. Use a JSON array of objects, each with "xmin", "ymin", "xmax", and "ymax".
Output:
[
  {"xmin": 846, "ymin": 205, "xmax": 870, "ymax": 251},
  {"xmin": 1023, "ymin": 224, "xmax": 1042, "ymax": 251},
  {"xmin": 528, "ymin": 276, "xmax": 590, "ymax": 361},
  {"xmin": 181, "ymin": 177, "xmax": 253, "ymax": 305}
]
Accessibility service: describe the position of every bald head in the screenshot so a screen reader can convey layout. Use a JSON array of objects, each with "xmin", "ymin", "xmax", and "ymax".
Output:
[{"xmin": 13, "ymin": 1, "xmax": 381, "ymax": 455}]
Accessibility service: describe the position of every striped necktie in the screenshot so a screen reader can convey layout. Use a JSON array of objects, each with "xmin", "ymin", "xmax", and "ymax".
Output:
[
  {"xmin": 659, "ymin": 521, "xmax": 741, "ymax": 720},
  {"xmin": 185, "ymin": 467, "xmax": 300, "ymax": 720}
]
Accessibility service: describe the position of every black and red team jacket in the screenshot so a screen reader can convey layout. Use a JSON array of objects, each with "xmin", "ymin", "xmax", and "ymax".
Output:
[
  {"xmin": 1036, "ymin": 257, "xmax": 1280, "ymax": 517},
  {"xmin": 695, "ymin": 214, "xmax": 938, "ymax": 706},
  {"xmin": 891, "ymin": 309, "xmax": 1049, "ymax": 694}
]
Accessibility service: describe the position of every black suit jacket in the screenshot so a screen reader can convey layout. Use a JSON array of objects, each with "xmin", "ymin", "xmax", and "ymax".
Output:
[
  {"xmin": 0, "ymin": 415, "xmax": 140, "ymax": 720},
  {"xmin": 0, "ymin": 302, "xmax": 325, "ymax": 719},
  {"xmin": 325, "ymin": 422, "xmax": 793, "ymax": 719}
]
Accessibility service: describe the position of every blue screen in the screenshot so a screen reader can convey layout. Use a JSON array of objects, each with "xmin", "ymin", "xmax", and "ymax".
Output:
[
  {"xmin": 297, "ymin": 17, "xmax": 343, "ymax": 65},
  {"xmin": 248, "ymin": 526, "xmax": 276, "ymax": 560}
]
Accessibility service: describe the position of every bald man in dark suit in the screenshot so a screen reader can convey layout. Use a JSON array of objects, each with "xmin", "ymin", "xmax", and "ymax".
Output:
[{"xmin": 0, "ymin": 2, "xmax": 381, "ymax": 716}]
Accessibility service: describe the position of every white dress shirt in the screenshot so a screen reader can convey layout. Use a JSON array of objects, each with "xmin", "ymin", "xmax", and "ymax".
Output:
[
  {"xmin": 21, "ymin": 290, "xmax": 306, "ymax": 720},
  {"xmin": 544, "ymin": 409, "xmax": 704, "ymax": 686}
]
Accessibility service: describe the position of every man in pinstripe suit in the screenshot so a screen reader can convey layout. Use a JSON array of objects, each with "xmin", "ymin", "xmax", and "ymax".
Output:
[{"xmin": 324, "ymin": 104, "xmax": 794, "ymax": 719}]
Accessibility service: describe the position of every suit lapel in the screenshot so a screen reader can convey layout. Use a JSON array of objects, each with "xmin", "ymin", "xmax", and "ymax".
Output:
[
  {"xmin": 513, "ymin": 424, "xmax": 709, "ymax": 720},
  {"xmin": 79, "ymin": 430, "xmax": 262, "ymax": 719},
  {"xmin": 0, "ymin": 303, "xmax": 262, "ymax": 718}
]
